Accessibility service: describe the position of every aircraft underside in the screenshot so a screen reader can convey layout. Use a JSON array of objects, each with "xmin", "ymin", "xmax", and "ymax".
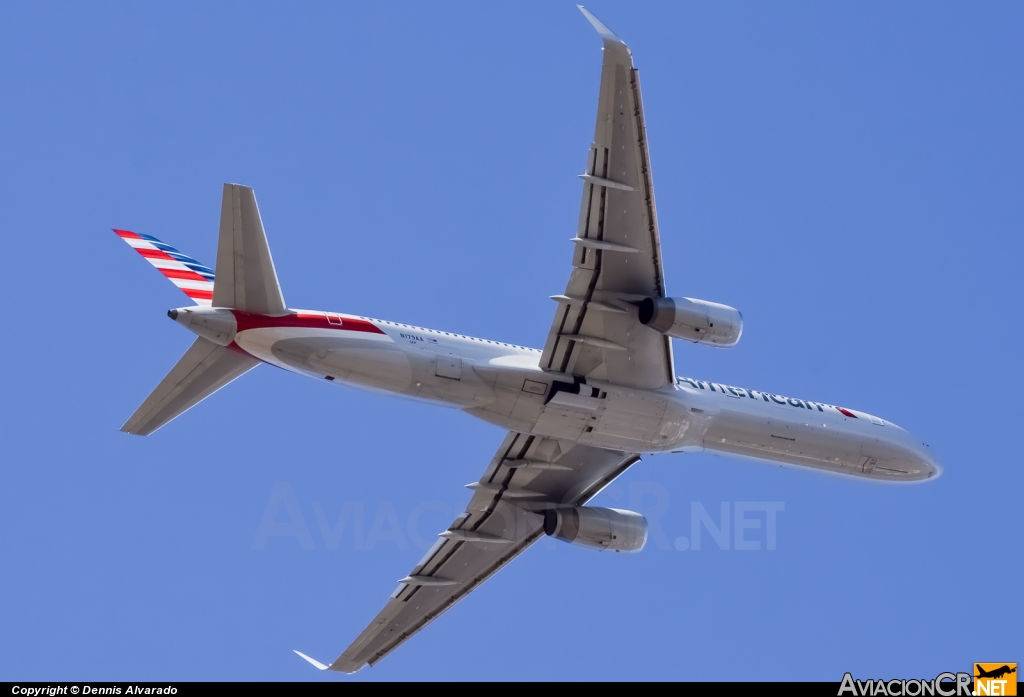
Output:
[
  {"xmin": 169, "ymin": 304, "xmax": 937, "ymax": 482},
  {"xmin": 113, "ymin": 6, "xmax": 939, "ymax": 674}
]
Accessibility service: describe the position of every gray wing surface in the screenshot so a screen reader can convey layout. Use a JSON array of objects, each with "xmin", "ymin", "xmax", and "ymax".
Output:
[
  {"xmin": 120, "ymin": 337, "xmax": 260, "ymax": 435},
  {"xmin": 329, "ymin": 431, "xmax": 640, "ymax": 673},
  {"xmin": 540, "ymin": 8, "xmax": 674, "ymax": 390}
]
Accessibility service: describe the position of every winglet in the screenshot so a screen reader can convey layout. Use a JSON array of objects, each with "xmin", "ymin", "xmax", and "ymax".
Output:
[
  {"xmin": 577, "ymin": 6, "xmax": 628, "ymax": 49},
  {"xmin": 293, "ymin": 650, "xmax": 330, "ymax": 671}
]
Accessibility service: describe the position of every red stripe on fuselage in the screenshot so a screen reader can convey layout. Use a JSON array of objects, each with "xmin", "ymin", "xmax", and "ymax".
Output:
[{"xmin": 232, "ymin": 310, "xmax": 385, "ymax": 335}]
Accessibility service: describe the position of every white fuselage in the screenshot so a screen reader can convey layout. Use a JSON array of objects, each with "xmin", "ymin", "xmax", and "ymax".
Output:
[{"xmin": 179, "ymin": 306, "xmax": 939, "ymax": 482}]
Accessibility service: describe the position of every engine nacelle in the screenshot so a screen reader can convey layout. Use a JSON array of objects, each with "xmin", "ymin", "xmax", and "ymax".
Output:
[
  {"xmin": 543, "ymin": 506, "xmax": 648, "ymax": 553},
  {"xmin": 638, "ymin": 296, "xmax": 743, "ymax": 347}
]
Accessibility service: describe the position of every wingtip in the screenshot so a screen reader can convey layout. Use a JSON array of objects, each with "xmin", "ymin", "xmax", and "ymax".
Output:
[
  {"xmin": 293, "ymin": 650, "xmax": 331, "ymax": 671},
  {"xmin": 577, "ymin": 5, "xmax": 627, "ymax": 47},
  {"xmin": 329, "ymin": 657, "xmax": 367, "ymax": 674}
]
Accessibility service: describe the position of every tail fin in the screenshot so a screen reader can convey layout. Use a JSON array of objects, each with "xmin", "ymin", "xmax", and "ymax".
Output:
[
  {"xmin": 114, "ymin": 229, "xmax": 216, "ymax": 306},
  {"xmin": 213, "ymin": 184, "xmax": 286, "ymax": 315},
  {"xmin": 121, "ymin": 338, "xmax": 259, "ymax": 435},
  {"xmin": 115, "ymin": 184, "xmax": 285, "ymax": 314},
  {"xmin": 120, "ymin": 183, "xmax": 285, "ymax": 435}
]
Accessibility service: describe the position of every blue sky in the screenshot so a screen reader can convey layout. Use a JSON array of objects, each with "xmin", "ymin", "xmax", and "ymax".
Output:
[{"xmin": 1, "ymin": 1, "xmax": 1021, "ymax": 681}]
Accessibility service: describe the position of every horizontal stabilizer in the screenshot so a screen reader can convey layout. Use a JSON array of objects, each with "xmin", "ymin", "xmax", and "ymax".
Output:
[
  {"xmin": 213, "ymin": 184, "xmax": 287, "ymax": 315},
  {"xmin": 114, "ymin": 229, "xmax": 216, "ymax": 306},
  {"xmin": 121, "ymin": 337, "xmax": 260, "ymax": 435}
]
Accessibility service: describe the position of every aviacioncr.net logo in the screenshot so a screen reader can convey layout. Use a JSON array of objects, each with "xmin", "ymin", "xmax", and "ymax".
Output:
[
  {"xmin": 838, "ymin": 672, "xmax": 972, "ymax": 696},
  {"xmin": 974, "ymin": 664, "xmax": 1017, "ymax": 697}
]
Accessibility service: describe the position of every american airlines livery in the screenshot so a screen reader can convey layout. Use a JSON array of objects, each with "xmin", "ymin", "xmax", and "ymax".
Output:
[{"xmin": 115, "ymin": 7, "xmax": 939, "ymax": 673}]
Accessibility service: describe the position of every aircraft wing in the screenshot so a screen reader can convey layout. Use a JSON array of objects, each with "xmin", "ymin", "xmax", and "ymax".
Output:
[
  {"xmin": 539, "ymin": 7, "xmax": 674, "ymax": 390},
  {"xmin": 323, "ymin": 431, "xmax": 640, "ymax": 673}
]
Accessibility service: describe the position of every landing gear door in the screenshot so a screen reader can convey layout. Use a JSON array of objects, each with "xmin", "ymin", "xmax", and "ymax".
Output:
[{"xmin": 436, "ymin": 348, "xmax": 462, "ymax": 380}]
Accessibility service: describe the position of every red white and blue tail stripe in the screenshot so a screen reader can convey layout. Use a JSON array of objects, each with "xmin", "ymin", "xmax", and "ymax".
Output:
[{"xmin": 114, "ymin": 229, "xmax": 215, "ymax": 306}]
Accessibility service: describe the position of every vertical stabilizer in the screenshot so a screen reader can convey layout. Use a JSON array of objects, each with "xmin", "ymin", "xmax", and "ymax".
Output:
[{"xmin": 213, "ymin": 184, "xmax": 287, "ymax": 315}]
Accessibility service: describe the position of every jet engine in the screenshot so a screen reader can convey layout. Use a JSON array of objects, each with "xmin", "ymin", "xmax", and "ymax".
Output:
[
  {"xmin": 543, "ymin": 506, "xmax": 648, "ymax": 552},
  {"xmin": 638, "ymin": 297, "xmax": 743, "ymax": 347}
]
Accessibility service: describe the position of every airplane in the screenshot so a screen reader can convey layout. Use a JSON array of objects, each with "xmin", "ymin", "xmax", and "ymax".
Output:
[
  {"xmin": 976, "ymin": 666, "xmax": 1017, "ymax": 680},
  {"xmin": 114, "ymin": 6, "xmax": 940, "ymax": 674}
]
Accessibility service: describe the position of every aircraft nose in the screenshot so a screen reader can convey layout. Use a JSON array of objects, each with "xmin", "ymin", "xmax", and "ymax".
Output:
[
  {"xmin": 917, "ymin": 449, "xmax": 941, "ymax": 480},
  {"xmin": 898, "ymin": 442, "xmax": 941, "ymax": 482},
  {"xmin": 864, "ymin": 429, "xmax": 941, "ymax": 483}
]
